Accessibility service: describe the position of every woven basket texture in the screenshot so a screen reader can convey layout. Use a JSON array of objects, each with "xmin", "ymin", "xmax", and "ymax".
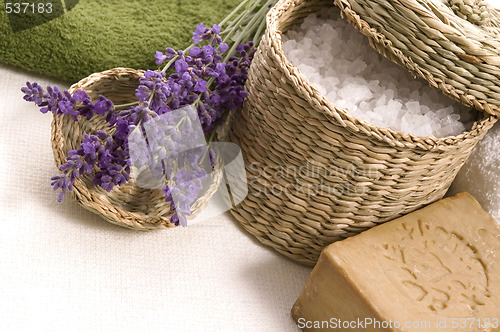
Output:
[
  {"xmin": 51, "ymin": 68, "xmax": 223, "ymax": 230},
  {"xmin": 226, "ymin": 0, "xmax": 498, "ymax": 265},
  {"xmin": 335, "ymin": 0, "xmax": 500, "ymax": 117}
]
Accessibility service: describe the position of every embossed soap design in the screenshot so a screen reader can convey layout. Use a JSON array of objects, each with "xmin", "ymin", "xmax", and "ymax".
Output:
[{"xmin": 292, "ymin": 193, "xmax": 500, "ymax": 332}]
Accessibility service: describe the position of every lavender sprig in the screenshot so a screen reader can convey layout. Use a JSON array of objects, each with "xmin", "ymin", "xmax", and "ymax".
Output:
[
  {"xmin": 23, "ymin": 0, "xmax": 278, "ymax": 226},
  {"xmin": 22, "ymin": 83, "xmax": 116, "ymax": 124},
  {"xmin": 50, "ymin": 131, "xmax": 106, "ymax": 202}
]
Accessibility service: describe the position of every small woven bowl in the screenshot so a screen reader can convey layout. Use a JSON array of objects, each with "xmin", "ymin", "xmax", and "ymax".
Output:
[
  {"xmin": 227, "ymin": 0, "xmax": 498, "ymax": 265},
  {"xmin": 51, "ymin": 68, "xmax": 223, "ymax": 230}
]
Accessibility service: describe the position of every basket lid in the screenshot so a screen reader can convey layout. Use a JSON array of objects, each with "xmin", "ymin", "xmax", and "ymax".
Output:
[{"xmin": 334, "ymin": 0, "xmax": 500, "ymax": 117}]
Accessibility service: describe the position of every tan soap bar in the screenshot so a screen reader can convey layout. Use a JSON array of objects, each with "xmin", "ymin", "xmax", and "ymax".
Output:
[{"xmin": 293, "ymin": 193, "xmax": 500, "ymax": 331}]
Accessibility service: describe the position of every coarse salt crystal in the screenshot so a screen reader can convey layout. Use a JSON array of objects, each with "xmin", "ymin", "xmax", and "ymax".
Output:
[{"xmin": 282, "ymin": 8, "xmax": 474, "ymax": 137}]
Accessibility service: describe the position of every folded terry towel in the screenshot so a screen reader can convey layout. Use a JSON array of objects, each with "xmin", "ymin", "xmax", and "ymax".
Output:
[{"xmin": 0, "ymin": 0, "xmax": 241, "ymax": 82}]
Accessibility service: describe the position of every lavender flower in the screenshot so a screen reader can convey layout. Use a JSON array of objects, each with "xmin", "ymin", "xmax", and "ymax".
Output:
[
  {"xmin": 51, "ymin": 132, "xmax": 104, "ymax": 201},
  {"xmin": 135, "ymin": 70, "xmax": 171, "ymax": 114},
  {"xmin": 93, "ymin": 130, "xmax": 131, "ymax": 191},
  {"xmin": 163, "ymin": 164, "xmax": 207, "ymax": 227},
  {"xmin": 22, "ymin": 0, "xmax": 273, "ymax": 226},
  {"xmin": 119, "ymin": 104, "xmax": 154, "ymax": 126},
  {"xmin": 155, "ymin": 47, "xmax": 177, "ymax": 65},
  {"xmin": 22, "ymin": 83, "xmax": 116, "ymax": 123},
  {"xmin": 192, "ymin": 23, "xmax": 222, "ymax": 44}
]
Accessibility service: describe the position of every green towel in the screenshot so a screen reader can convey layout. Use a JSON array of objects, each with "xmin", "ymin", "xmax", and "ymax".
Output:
[{"xmin": 0, "ymin": 0, "xmax": 241, "ymax": 82}]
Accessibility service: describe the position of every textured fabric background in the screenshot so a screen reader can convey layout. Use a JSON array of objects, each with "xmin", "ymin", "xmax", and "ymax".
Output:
[
  {"xmin": 0, "ymin": 64, "xmax": 311, "ymax": 331},
  {"xmin": 0, "ymin": 0, "xmax": 242, "ymax": 82}
]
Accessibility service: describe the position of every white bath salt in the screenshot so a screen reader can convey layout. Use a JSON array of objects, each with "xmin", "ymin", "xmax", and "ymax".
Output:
[
  {"xmin": 282, "ymin": 9, "xmax": 475, "ymax": 137},
  {"xmin": 448, "ymin": 122, "xmax": 500, "ymax": 223}
]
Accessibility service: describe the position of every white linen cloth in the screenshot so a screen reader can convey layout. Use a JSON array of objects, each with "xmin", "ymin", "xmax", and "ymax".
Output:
[{"xmin": 0, "ymin": 64, "xmax": 311, "ymax": 332}]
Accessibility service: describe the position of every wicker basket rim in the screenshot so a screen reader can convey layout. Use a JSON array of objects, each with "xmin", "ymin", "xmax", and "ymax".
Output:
[
  {"xmin": 265, "ymin": 0, "xmax": 497, "ymax": 151},
  {"xmin": 67, "ymin": 67, "xmax": 143, "ymax": 91}
]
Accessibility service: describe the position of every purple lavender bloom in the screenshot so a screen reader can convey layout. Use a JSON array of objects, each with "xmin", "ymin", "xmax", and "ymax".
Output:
[
  {"xmin": 155, "ymin": 51, "xmax": 168, "ymax": 65},
  {"xmin": 192, "ymin": 23, "xmax": 222, "ymax": 45},
  {"xmin": 57, "ymin": 100, "xmax": 79, "ymax": 121},
  {"xmin": 155, "ymin": 47, "xmax": 178, "ymax": 65},
  {"xmin": 209, "ymin": 148, "xmax": 216, "ymax": 170},
  {"xmin": 93, "ymin": 131, "xmax": 131, "ymax": 192},
  {"xmin": 72, "ymin": 90, "xmax": 89, "ymax": 102},
  {"xmin": 165, "ymin": 47, "xmax": 176, "ymax": 58},
  {"xmin": 73, "ymin": 94, "xmax": 94, "ymax": 120},
  {"xmin": 194, "ymin": 79, "xmax": 207, "ymax": 93},
  {"xmin": 24, "ymin": 20, "xmax": 257, "ymax": 227},
  {"xmin": 50, "ymin": 126, "xmax": 132, "ymax": 201},
  {"xmin": 114, "ymin": 118, "xmax": 130, "ymax": 141},
  {"xmin": 169, "ymin": 211, "xmax": 184, "ymax": 227},
  {"xmin": 93, "ymin": 96, "xmax": 112, "ymax": 116},
  {"xmin": 174, "ymin": 59, "xmax": 189, "ymax": 74},
  {"xmin": 189, "ymin": 46, "xmax": 203, "ymax": 57},
  {"xmin": 135, "ymin": 70, "xmax": 171, "ymax": 113},
  {"xmin": 218, "ymin": 43, "xmax": 229, "ymax": 53},
  {"xmin": 163, "ymin": 165, "xmax": 206, "ymax": 227},
  {"xmin": 81, "ymin": 134, "xmax": 100, "ymax": 159},
  {"xmin": 211, "ymin": 24, "xmax": 221, "ymax": 34},
  {"xmin": 192, "ymin": 23, "xmax": 207, "ymax": 44},
  {"xmin": 50, "ymin": 133, "xmax": 103, "ymax": 201},
  {"xmin": 43, "ymin": 86, "xmax": 64, "ymax": 114},
  {"xmin": 22, "ymin": 82, "xmax": 116, "ymax": 123},
  {"xmin": 202, "ymin": 45, "xmax": 215, "ymax": 57},
  {"xmin": 21, "ymin": 82, "xmax": 44, "ymax": 104}
]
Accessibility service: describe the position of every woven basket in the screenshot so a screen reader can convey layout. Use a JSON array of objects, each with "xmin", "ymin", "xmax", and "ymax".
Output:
[
  {"xmin": 51, "ymin": 68, "xmax": 223, "ymax": 230},
  {"xmin": 226, "ymin": 0, "xmax": 498, "ymax": 265}
]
